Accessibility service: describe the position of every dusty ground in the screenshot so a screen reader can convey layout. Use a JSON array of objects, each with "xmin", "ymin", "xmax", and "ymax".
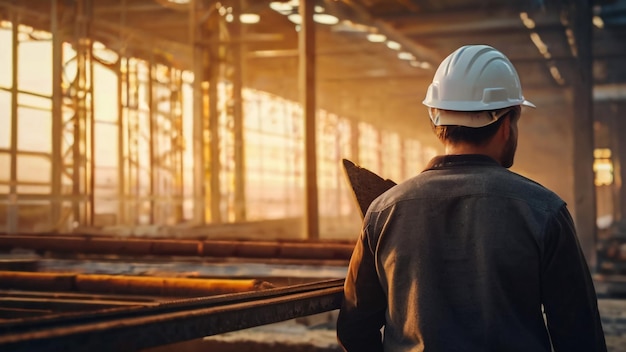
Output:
[
  {"xmin": 144, "ymin": 313, "xmax": 342, "ymax": 352},
  {"xmin": 9, "ymin": 254, "xmax": 626, "ymax": 351},
  {"xmin": 601, "ymin": 299, "xmax": 626, "ymax": 351},
  {"xmin": 146, "ymin": 300, "xmax": 626, "ymax": 352}
]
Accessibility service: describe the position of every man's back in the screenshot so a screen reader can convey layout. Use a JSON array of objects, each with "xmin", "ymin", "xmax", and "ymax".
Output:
[{"xmin": 338, "ymin": 154, "xmax": 606, "ymax": 351}]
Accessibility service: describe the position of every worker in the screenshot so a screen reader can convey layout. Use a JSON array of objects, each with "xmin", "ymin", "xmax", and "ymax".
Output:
[{"xmin": 336, "ymin": 45, "xmax": 606, "ymax": 351}]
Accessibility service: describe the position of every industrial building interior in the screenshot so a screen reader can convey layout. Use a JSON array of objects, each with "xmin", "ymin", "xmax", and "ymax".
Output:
[{"xmin": 0, "ymin": 0, "xmax": 625, "ymax": 350}]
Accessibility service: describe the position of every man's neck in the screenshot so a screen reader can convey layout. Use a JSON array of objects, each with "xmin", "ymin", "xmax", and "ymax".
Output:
[{"xmin": 445, "ymin": 143, "xmax": 502, "ymax": 166}]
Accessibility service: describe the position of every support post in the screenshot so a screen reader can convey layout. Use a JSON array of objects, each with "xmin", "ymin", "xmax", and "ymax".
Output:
[
  {"xmin": 72, "ymin": 1, "xmax": 84, "ymax": 224},
  {"xmin": 172, "ymin": 70, "xmax": 185, "ymax": 223},
  {"xmin": 615, "ymin": 103, "xmax": 626, "ymax": 222},
  {"xmin": 88, "ymin": 10, "xmax": 95, "ymax": 227},
  {"xmin": 68, "ymin": 0, "xmax": 95, "ymax": 227},
  {"xmin": 8, "ymin": 10, "xmax": 18, "ymax": 234},
  {"xmin": 208, "ymin": 47, "xmax": 221, "ymax": 224},
  {"xmin": 51, "ymin": 0, "xmax": 63, "ymax": 231},
  {"xmin": 232, "ymin": 0, "xmax": 246, "ymax": 222},
  {"xmin": 299, "ymin": 0, "xmax": 319, "ymax": 240},
  {"xmin": 117, "ymin": 58, "xmax": 126, "ymax": 224},
  {"xmin": 190, "ymin": 0, "xmax": 206, "ymax": 225},
  {"xmin": 148, "ymin": 59, "xmax": 156, "ymax": 224},
  {"xmin": 569, "ymin": 0, "xmax": 597, "ymax": 268}
]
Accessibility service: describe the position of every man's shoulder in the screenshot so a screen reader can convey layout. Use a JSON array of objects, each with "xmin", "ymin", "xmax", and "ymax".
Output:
[
  {"xmin": 500, "ymin": 169, "xmax": 561, "ymax": 194},
  {"xmin": 486, "ymin": 168, "xmax": 566, "ymax": 210},
  {"xmin": 371, "ymin": 166, "xmax": 565, "ymax": 213}
]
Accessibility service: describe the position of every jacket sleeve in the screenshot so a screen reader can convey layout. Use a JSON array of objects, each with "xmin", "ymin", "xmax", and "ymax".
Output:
[
  {"xmin": 336, "ymin": 217, "xmax": 386, "ymax": 352},
  {"xmin": 541, "ymin": 205, "xmax": 607, "ymax": 352}
]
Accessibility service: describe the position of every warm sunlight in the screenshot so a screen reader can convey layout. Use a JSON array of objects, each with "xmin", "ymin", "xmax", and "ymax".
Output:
[{"xmin": 0, "ymin": 22, "xmax": 432, "ymax": 233}]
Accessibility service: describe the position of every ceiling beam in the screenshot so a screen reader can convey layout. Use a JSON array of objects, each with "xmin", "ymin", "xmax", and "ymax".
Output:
[
  {"xmin": 93, "ymin": 3, "xmax": 168, "ymax": 14},
  {"xmin": 319, "ymin": 74, "xmax": 428, "ymax": 82},
  {"xmin": 391, "ymin": 9, "xmax": 562, "ymax": 37},
  {"xmin": 337, "ymin": 0, "xmax": 443, "ymax": 65}
]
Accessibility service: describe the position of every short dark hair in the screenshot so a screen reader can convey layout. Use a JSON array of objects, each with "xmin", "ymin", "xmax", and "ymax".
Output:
[{"xmin": 431, "ymin": 107, "xmax": 520, "ymax": 146}]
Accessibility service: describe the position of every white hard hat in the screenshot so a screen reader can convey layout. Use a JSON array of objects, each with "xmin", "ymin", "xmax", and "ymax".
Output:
[{"xmin": 423, "ymin": 45, "xmax": 535, "ymax": 126}]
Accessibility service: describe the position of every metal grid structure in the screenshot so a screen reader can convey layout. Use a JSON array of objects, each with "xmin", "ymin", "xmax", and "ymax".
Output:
[{"xmin": 0, "ymin": 0, "xmax": 438, "ymax": 238}]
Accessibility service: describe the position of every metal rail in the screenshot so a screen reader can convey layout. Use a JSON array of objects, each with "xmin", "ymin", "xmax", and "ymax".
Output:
[{"xmin": 0, "ymin": 279, "xmax": 344, "ymax": 352}]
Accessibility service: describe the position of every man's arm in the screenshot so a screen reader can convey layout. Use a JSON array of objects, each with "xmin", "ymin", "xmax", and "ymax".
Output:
[
  {"xmin": 336, "ymin": 221, "xmax": 386, "ymax": 352},
  {"xmin": 541, "ymin": 205, "xmax": 607, "ymax": 351}
]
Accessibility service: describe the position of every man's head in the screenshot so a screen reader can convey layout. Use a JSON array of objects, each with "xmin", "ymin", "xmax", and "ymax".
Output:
[
  {"xmin": 430, "ymin": 106, "xmax": 521, "ymax": 167},
  {"xmin": 423, "ymin": 45, "xmax": 534, "ymax": 168}
]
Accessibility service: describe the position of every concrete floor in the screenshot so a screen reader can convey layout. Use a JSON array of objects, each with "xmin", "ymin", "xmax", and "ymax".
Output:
[
  {"xmin": 145, "ymin": 300, "xmax": 626, "ymax": 352},
  {"xmin": 9, "ymin": 254, "xmax": 626, "ymax": 351},
  {"xmin": 601, "ymin": 298, "xmax": 626, "ymax": 351}
]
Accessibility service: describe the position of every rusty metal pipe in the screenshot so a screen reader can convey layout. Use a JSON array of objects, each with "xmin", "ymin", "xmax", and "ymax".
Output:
[
  {"xmin": 0, "ymin": 271, "xmax": 274, "ymax": 297},
  {"xmin": 0, "ymin": 235, "xmax": 354, "ymax": 260}
]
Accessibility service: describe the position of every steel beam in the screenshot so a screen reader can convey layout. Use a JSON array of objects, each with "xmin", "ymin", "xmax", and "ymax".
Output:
[
  {"xmin": 0, "ymin": 235, "xmax": 355, "ymax": 260},
  {"xmin": 338, "ymin": 0, "xmax": 441, "ymax": 65},
  {"xmin": 93, "ymin": 3, "xmax": 166, "ymax": 14},
  {"xmin": 0, "ymin": 279, "xmax": 344, "ymax": 352},
  {"xmin": 394, "ymin": 10, "xmax": 562, "ymax": 37}
]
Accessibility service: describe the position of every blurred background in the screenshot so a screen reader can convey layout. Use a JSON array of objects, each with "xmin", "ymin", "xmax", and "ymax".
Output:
[{"xmin": 0, "ymin": 0, "xmax": 625, "ymax": 351}]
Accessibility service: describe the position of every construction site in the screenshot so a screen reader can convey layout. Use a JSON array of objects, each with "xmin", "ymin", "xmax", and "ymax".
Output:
[{"xmin": 0, "ymin": 0, "xmax": 626, "ymax": 350}]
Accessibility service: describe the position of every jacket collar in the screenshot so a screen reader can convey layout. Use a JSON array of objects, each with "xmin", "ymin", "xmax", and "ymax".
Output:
[{"xmin": 424, "ymin": 154, "xmax": 501, "ymax": 171}]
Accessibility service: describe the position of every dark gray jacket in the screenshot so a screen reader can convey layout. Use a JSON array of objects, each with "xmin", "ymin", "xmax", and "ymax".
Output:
[{"xmin": 337, "ymin": 154, "xmax": 606, "ymax": 352}]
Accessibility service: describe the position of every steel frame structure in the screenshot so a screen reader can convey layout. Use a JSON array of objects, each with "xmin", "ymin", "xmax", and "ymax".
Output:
[{"xmin": 0, "ymin": 0, "xmax": 435, "ymax": 237}]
